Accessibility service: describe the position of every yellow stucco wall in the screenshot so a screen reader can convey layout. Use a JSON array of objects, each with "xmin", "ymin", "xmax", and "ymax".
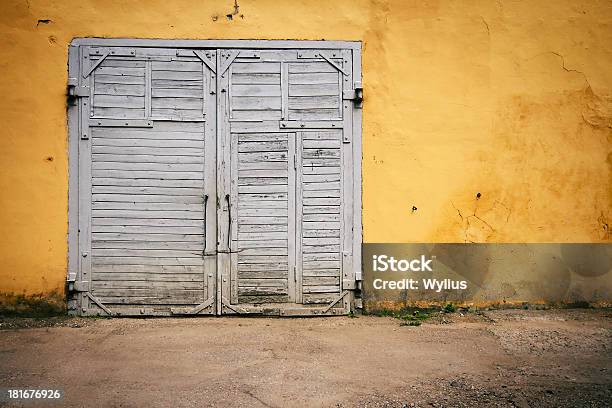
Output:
[{"xmin": 0, "ymin": 0, "xmax": 610, "ymax": 296}]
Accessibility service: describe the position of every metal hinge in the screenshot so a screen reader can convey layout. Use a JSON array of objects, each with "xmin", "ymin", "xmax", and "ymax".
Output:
[
  {"xmin": 71, "ymin": 281, "xmax": 90, "ymax": 292},
  {"xmin": 342, "ymin": 81, "xmax": 363, "ymax": 109},
  {"xmin": 67, "ymin": 78, "xmax": 90, "ymax": 98}
]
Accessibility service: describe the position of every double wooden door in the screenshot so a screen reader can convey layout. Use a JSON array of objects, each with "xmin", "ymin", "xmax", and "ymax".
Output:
[{"xmin": 67, "ymin": 40, "xmax": 362, "ymax": 316}]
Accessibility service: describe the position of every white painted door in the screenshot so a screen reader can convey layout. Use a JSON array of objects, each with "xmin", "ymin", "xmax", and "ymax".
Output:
[{"xmin": 68, "ymin": 40, "xmax": 362, "ymax": 316}]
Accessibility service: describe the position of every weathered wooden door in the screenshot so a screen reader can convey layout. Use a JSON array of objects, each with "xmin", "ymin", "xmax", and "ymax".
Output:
[{"xmin": 68, "ymin": 40, "xmax": 362, "ymax": 316}]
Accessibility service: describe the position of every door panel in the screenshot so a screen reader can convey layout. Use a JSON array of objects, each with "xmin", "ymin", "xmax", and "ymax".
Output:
[
  {"xmin": 79, "ymin": 46, "xmax": 217, "ymax": 316},
  {"xmin": 218, "ymin": 48, "xmax": 354, "ymax": 315}
]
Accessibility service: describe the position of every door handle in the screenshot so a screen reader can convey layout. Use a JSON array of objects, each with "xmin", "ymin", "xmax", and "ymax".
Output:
[
  {"xmin": 202, "ymin": 194, "xmax": 209, "ymax": 256},
  {"xmin": 225, "ymin": 193, "xmax": 231, "ymax": 252}
]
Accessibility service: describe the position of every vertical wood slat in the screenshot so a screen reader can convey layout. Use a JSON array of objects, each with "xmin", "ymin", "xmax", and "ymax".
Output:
[
  {"xmin": 78, "ymin": 46, "xmax": 93, "ymax": 312},
  {"xmin": 281, "ymin": 62, "xmax": 289, "ymax": 120},
  {"xmin": 145, "ymin": 60, "xmax": 152, "ymax": 118},
  {"xmin": 287, "ymin": 132, "xmax": 297, "ymax": 302},
  {"xmin": 68, "ymin": 45, "xmax": 80, "ymax": 284},
  {"xmin": 204, "ymin": 50, "xmax": 218, "ymax": 312},
  {"xmin": 230, "ymin": 129, "xmax": 238, "ymax": 304},
  {"xmin": 295, "ymin": 132, "xmax": 304, "ymax": 304},
  {"xmin": 341, "ymin": 49, "xmax": 354, "ymax": 298},
  {"xmin": 217, "ymin": 49, "xmax": 232, "ymax": 314}
]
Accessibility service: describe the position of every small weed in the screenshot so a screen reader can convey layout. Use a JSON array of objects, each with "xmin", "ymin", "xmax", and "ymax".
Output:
[
  {"xmin": 369, "ymin": 307, "xmax": 435, "ymax": 327},
  {"xmin": 444, "ymin": 303, "xmax": 456, "ymax": 313}
]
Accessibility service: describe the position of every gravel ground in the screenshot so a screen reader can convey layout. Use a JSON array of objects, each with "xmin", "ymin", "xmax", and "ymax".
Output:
[{"xmin": 0, "ymin": 309, "xmax": 610, "ymax": 407}]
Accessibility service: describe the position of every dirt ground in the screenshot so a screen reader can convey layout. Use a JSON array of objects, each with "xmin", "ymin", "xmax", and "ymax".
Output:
[{"xmin": 0, "ymin": 309, "xmax": 610, "ymax": 407}]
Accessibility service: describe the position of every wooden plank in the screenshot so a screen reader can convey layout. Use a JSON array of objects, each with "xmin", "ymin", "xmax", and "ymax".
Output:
[
  {"xmin": 95, "ymin": 74, "xmax": 145, "ymax": 85},
  {"xmin": 95, "ymin": 83, "xmax": 145, "ymax": 96},
  {"xmin": 100, "ymin": 59, "xmax": 146, "ymax": 68},
  {"xmin": 238, "ymin": 185, "xmax": 288, "ymax": 194},
  {"xmin": 92, "ymin": 130, "xmax": 204, "ymax": 140},
  {"xmin": 92, "ymin": 232, "xmax": 204, "ymax": 242},
  {"xmin": 92, "ymin": 146, "xmax": 204, "ymax": 156},
  {"xmin": 238, "ymin": 232, "xmax": 287, "ymax": 241},
  {"xmin": 288, "ymin": 62, "xmax": 337, "ymax": 74},
  {"xmin": 231, "ymin": 73, "xmax": 280, "ymax": 85},
  {"xmin": 95, "ymin": 296, "xmax": 202, "ymax": 305},
  {"xmin": 237, "ymin": 239, "xmax": 287, "ymax": 249},
  {"xmin": 289, "ymin": 83, "xmax": 339, "ymax": 97},
  {"xmin": 303, "ymin": 197, "xmax": 341, "ymax": 206},
  {"xmin": 238, "ymin": 141, "xmax": 287, "ymax": 152},
  {"xmin": 302, "ymin": 260, "xmax": 340, "ymax": 269},
  {"xmin": 236, "ymin": 263, "xmax": 288, "ymax": 272},
  {"xmin": 92, "ymin": 162, "xmax": 203, "ymax": 172},
  {"xmin": 302, "ymin": 238, "xmax": 340, "ymax": 246},
  {"xmin": 238, "ymin": 287, "xmax": 287, "ymax": 296},
  {"xmin": 289, "ymin": 109, "xmax": 341, "ymax": 120},
  {"xmin": 92, "ymin": 170, "xmax": 204, "ymax": 180},
  {"xmin": 92, "ymin": 225, "xmax": 204, "ymax": 234},
  {"xmin": 92, "ymin": 264, "xmax": 204, "ymax": 273},
  {"xmin": 288, "ymin": 96, "xmax": 339, "ymax": 110},
  {"xmin": 92, "ymin": 248, "xmax": 203, "ymax": 258},
  {"xmin": 231, "ymin": 110, "xmax": 281, "ymax": 121},
  {"xmin": 93, "ymin": 138, "xmax": 203, "ymax": 149},
  {"xmin": 238, "ymin": 216, "xmax": 287, "ymax": 225},
  {"xmin": 289, "ymin": 72, "xmax": 338, "ymax": 85},
  {"xmin": 303, "ymin": 229, "xmax": 340, "ymax": 238},
  {"xmin": 302, "ymin": 140, "xmax": 341, "ymax": 149},
  {"xmin": 303, "ymin": 181, "xmax": 341, "ymax": 190},
  {"xmin": 231, "ymin": 84, "xmax": 281, "ymax": 97},
  {"xmin": 238, "ymin": 161, "xmax": 287, "ymax": 170},
  {"xmin": 303, "ymin": 252, "xmax": 340, "ymax": 261},
  {"xmin": 152, "ymin": 88, "xmax": 204, "ymax": 98},
  {"xmin": 152, "ymin": 70, "xmax": 203, "ymax": 81},
  {"xmin": 303, "ymin": 221, "xmax": 340, "ymax": 230},
  {"xmin": 92, "ymin": 240, "xmax": 203, "ymax": 250},
  {"xmin": 232, "ymin": 96, "xmax": 281, "ymax": 110},
  {"xmin": 302, "ymin": 269, "xmax": 341, "ymax": 277},
  {"xmin": 238, "ymin": 192, "xmax": 287, "ymax": 201},
  {"xmin": 302, "ymin": 285, "xmax": 340, "ymax": 294},
  {"xmin": 238, "ymin": 208, "xmax": 288, "ymax": 217},
  {"xmin": 303, "ymin": 213, "xmax": 340, "ymax": 222},
  {"xmin": 237, "ymin": 170, "xmax": 288, "ymax": 179},
  {"xmin": 302, "ymin": 190, "xmax": 341, "ymax": 198},
  {"xmin": 92, "ymin": 193, "xmax": 203, "ymax": 203},
  {"xmin": 151, "ymin": 97, "xmax": 203, "ymax": 110},
  {"xmin": 239, "ymin": 248, "xmax": 288, "ymax": 256},
  {"xmin": 238, "ymin": 151, "xmax": 288, "ymax": 163},
  {"xmin": 238, "ymin": 279, "xmax": 287, "ymax": 287},
  {"xmin": 303, "ymin": 276, "xmax": 340, "ymax": 286},
  {"xmin": 92, "ymin": 272, "xmax": 204, "ymax": 281},
  {"xmin": 96, "ymin": 66, "xmax": 144, "ymax": 76},
  {"xmin": 232, "ymin": 62, "xmax": 280, "ymax": 74},
  {"xmin": 92, "ymin": 257, "xmax": 204, "ymax": 266},
  {"xmin": 92, "ymin": 218, "xmax": 203, "ymax": 227},
  {"xmin": 302, "ymin": 174, "xmax": 341, "ymax": 183},
  {"xmin": 151, "ymin": 108, "xmax": 204, "ymax": 119},
  {"xmin": 92, "ymin": 202, "xmax": 203, "ymax": 211},
  {"xmin": 303, "ymin": 148, "xmax": 342, "ymax": 159},
  {"xmin": 237, "ymin": 271, "xmax": 287, "ymax": 279},
  {"xmin": 92, "ymin": 209, "xmax": 204, "ymax": 219},
  {"xmin": 152, "ymin": 60, "xmax": 202, "ymax": 72}
]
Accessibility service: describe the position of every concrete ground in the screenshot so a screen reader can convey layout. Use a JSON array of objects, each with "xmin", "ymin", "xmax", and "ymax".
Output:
[{"xmin": 0, "ymin": 309, "xmax": 610, "ymax": 407}]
